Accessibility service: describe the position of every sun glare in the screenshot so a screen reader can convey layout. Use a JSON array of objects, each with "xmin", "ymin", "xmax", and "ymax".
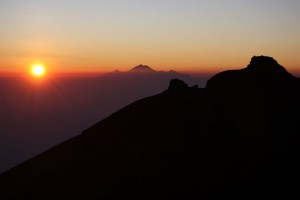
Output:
[{"xmin": 31, "ymin": 65, "xmax": 46, "ymax": 77}]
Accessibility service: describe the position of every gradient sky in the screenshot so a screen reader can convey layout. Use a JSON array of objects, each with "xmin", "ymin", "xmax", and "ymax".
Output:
[{"xmin": 1, "ymin": 0, "xmax": 300, "ymax": 74}]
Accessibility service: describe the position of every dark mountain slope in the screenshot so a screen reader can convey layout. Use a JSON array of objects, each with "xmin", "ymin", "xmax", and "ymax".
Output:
[
  {"xmin": 1, "ymin": 56, "xmax": 300, "ymax": 199},
  {"xmin": 0, "ymin": 65, "xmax": 202, "ymax": 174}
]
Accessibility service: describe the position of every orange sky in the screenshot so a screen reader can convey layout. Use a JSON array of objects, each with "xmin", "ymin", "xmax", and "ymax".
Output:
[{"xmin": 1, "ymin": 1, "xmax": 300, "ymax": 75}]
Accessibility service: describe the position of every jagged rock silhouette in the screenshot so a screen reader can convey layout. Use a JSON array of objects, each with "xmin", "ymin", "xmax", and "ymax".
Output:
[
  {"xmin": 0, "ymin": 56, "xmax": 300, "ymax": 199},
  {"xmin": 168, "ymin": 78, "xmax": 189, "ymax": 91}
]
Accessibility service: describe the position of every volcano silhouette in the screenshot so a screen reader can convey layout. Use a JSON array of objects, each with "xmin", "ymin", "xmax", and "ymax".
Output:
[
  {"xmin": 130, "ymin": 64, "xmax": 156, "ymax": 72},
  {"xmin": 1, "ymin": 56, "xmax": 300, "ymax": 199}
]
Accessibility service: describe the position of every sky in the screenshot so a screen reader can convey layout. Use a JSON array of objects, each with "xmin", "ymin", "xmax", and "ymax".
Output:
[{"xmin": 0, "ymin": 0, "xmax": 300, "ymax": 74}]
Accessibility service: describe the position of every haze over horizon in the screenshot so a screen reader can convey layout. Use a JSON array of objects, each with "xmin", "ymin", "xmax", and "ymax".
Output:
[
  {"xmin": 1, "ymin": 1, "xmax": 300, "ymax": 197},
  {"xmin": 1, "ymin": 0, "xmax": 300, "ymax": 74}
]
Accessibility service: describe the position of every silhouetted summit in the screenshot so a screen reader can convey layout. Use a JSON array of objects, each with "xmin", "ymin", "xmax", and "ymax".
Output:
[
  {"xmin": 247, "ymin": 55, "xmax": 291, "ymax": 77},
  {"xmin": 206, "ymin": 55, "xmax": 295, "ymax": 90},
  {"xmin": 130, "ymin": 64, "xmax": 155, "ymax": 72},
  {"xmin": 1, "ymin": 56, "xmax": 300, "ymax": 199}
]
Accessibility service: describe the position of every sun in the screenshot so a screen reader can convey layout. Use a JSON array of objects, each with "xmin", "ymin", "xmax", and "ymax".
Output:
[{"xmin": 31, "ymin": 64, "xmax": 46, "ymax": 77}]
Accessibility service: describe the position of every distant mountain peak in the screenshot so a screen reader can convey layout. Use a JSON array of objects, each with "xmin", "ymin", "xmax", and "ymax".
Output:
[
  {"xmin": 130, "ymin": 64, "xmax": 155, "ymax": 72},
  {"xmin": 168, "ymin": 70, "xmax": 179, "ymax": 74}
]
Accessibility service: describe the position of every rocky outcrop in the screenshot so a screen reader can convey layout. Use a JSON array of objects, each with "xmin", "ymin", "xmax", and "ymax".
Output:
[{"xmin": 206, "ymin": 56, "xmax": 295, "ymax": 90}]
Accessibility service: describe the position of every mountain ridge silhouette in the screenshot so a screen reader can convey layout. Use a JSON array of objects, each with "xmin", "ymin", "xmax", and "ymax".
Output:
[
  {"xmin": 206, "ymin": 55, "xmax": 298, "ymax": 91},
  {"xmin": 1, "ymin": 56, "xmax": 300, "ymax": 199}
]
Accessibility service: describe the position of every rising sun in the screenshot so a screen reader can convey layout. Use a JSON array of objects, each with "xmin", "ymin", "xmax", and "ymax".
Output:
[{"xmin": 31, "ymin": 64, "xmax": 46, "ymax": 77}]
